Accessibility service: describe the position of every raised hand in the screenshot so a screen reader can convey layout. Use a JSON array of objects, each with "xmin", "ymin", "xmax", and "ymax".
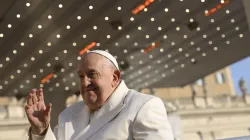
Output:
[{"xmin": 25, "ymin": 88, "xmax": 52, "ymax": 135}]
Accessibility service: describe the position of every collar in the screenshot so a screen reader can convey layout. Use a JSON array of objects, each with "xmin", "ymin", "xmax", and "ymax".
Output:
[{"xmin": 91, "ymin": 80, "xmax": 129, "ymax": 120}]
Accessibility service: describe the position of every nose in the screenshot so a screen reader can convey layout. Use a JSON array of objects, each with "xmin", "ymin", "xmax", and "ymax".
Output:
[{"xmin": 80, "ymin": 76, "xmax": 91, "ymax": 89}]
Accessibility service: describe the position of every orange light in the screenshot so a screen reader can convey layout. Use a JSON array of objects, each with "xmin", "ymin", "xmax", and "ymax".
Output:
[
  {"xmin": 79, "ymin": 42, "xmax": 96, "ymax": 55},
  {"xmin": 205, "ymin": 0, "xmax": 230, "ymax": 16},
  {"xmin": 41, "ymin": 73, "xmax": 54, "ymax": 84},
  {"xmin": 216, "ymin": 4, "xmax": 222, "ymax": 9},
  {"xmin": 210, "ymin": 8, "xmax": 217, "ymax": 13},
  {"xmin": 132, "ymin": 9, "xmax": 139, "ymax": 14},
  {"xmin": 144, "ymin": 1, "xmax": 150, "ymax": 6},
  {"xmin": 144, "ymin": 42, "xmax": 161, "ymax": 53},
  {"xmin": 132, "ymin": 0, "xmax": 156, "ymax": 15},
  {"xmin": 138, "ymin": 5, "xmax": 145, "ymax": 11}
]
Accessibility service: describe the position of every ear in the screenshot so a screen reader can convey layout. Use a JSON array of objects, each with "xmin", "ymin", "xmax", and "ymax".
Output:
[{"xmin": 112, "ymin": 70, "xmax": 120, "ymax": 87}]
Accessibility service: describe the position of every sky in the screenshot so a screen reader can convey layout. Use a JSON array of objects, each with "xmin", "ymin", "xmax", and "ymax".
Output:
[{"xmin": 230, "ymin": 56, "xmax": 250, "ymax": 95}]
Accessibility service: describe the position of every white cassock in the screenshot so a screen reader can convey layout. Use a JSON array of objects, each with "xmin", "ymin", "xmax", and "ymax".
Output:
[{"xmin": 30, "ymin": 81, "xmax": 174, "ymax": 140}]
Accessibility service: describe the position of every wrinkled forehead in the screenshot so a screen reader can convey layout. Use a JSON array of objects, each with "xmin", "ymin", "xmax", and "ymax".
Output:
[{"xmin": 77, "ymin": 53, "xmax": 106, "ymax": 72}]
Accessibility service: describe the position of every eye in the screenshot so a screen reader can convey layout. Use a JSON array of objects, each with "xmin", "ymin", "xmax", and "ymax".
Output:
[
  {"xmin": 88, "ymin": 72, "xmax": 98, "ymax": 78},
  {"xmin": 78, "ymin": 74, "xmax": 84, "ymax": 78}
]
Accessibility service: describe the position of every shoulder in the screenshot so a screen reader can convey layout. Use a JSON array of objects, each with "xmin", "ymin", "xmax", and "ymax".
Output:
[
  {"xmin": 59, "ymin": 101, "xmax": 84, "ymax": 120},
  {"xmin": 127, "ymin": 89, "xmax": 154, "ymax": 100},
  {"xmin": 127, "ymin": 89, "xmax": 162, "ymax": 102},
  {"xmin": 125, "ymin": 89, "xmax": 164, "ymax": 109}
]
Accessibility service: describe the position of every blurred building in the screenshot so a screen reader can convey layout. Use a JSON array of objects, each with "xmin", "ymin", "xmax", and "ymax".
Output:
[
  {"xmin": 0, "ymin": 97, "xmax": 29, "ymax": 140},
  {"xmin": 141, "ymin": 67, "xmax": 235, "ymax": 100},
  {"xmin": 141, "ymin": 67, "xmax": 250, "ymax": 140}
]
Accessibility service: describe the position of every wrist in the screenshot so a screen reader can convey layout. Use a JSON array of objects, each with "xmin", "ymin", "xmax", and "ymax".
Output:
[{"xmin": 31, "ymin": 125, "xmax": 49, "ymax": 136}]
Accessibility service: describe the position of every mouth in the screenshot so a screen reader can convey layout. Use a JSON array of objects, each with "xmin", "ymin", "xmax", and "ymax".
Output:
[{"xmin": 85, "ymin": 88, "xmax": 97, "ymax": 92}]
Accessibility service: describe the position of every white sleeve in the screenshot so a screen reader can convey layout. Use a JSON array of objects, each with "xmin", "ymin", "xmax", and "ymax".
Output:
[
  {"xmin": 133, "ymin": 97, "xmax": 174, "ymax": 140},
  {"xmin": 31, "ymin": 133, "xmax": 45, "ymax": 140},
  {"xmin": 30, "ymin": 125, "xmax": 57, "ymax": 140}
]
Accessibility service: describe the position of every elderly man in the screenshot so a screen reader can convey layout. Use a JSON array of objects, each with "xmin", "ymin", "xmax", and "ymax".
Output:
[{"xmin": 25, "ymin": 50, "xmax": 174, "ymax": 140}]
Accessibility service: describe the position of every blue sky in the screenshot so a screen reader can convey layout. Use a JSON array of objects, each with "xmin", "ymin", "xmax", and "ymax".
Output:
[{"xmin": 230, "ymin": 56, "xmax": 250, "ymax": 95}]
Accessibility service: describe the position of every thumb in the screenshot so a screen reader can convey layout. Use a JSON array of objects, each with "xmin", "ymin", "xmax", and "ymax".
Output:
[
  {"xmin": 44, "ymin": 103, "xmax": 52, "ymax": 116},
  {"xmin": 24, "ymin": 105, "xmax": 29, "ymax": 111},
  {"xmin": 24, "ymin": 105, "xmax": 31, "ymax": 116}
]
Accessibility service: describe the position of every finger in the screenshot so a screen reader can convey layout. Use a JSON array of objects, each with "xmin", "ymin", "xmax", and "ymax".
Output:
[
  {"xmin": 31, "ymin": 89, "xmax": 38, "ymax": 104},
  {"xmin": 24, "ymin": 105, "xmax": 30, "ymax": 117},
  {"xmin": 24, "ymin": 105, "xmax": 32, "ymax": 117},
  {"xmin": 27, "ymin": 94, "xmax": 33, "ymax": 106},
  {"xmin": 37, "ymin": 88, "xmax": 44, "ymax": 102},
  {"xmin": 44, "ymin": 103, "xmax": 52, "ymax": 116}
]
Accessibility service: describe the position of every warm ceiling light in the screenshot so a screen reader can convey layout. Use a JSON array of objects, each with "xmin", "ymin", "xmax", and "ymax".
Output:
[
  {"xmin": 13, "ymin": 50, "xmax": 17, "ymax": 54},
  {"xmin": 26, "ymin": 3, "xmax": 30, "ymax": 7},
  {"xmin": 6, "ymin": 57, "xmax": 10, "ymax": 61},
  {"xmin": 82, "ymin": 34, "xmax": 87, "ymax": 38},
  {"xmin": 29, "ymin": 34, "xmax": 33, "ymax": 38},
  {"xmin": 31, "ymin": 57, "xmax": 35, "ymax": 61},
  {"xmin": 39, "ymin": 50, "xmax": 43, "ymax": 54},
  {"xmin": 47, "ymin": 42, "xmax": 52, "ymax": 46},
  {"xmin": 77, "ymin": 56, "xmax": 81, "ymax": 60},
  {"xmin": 20, "ymin": 42, "xmax": 25, "ymax": 46},
  {"xmin": 58, "ymin": 4, "xmax": 63, "ymax": 8}
]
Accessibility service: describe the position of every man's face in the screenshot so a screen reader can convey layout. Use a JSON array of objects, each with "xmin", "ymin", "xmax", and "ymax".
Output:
[{"xmin": 77, "ymin": 53, "xmax": 119, "ymax": 111}]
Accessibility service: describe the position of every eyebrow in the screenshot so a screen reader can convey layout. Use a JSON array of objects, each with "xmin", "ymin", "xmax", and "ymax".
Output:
[
  {"xmin": 77, "ymin": 69, "xmax": 97, "ymax": 74},
  {"xmin": 77, "ymin": 71, "xmax": 81, "ymax": 75}
]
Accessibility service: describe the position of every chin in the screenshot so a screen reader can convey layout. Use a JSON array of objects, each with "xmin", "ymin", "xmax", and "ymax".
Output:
[{"xmin": 87, "ymin": 103, "xmax": 100, "ymax": 111}]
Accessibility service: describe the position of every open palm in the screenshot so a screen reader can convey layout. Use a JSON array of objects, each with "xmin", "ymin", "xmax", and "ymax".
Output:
[{"xmin": 25, "ymin": 88, "xmax": 52, "ymax": 135}]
